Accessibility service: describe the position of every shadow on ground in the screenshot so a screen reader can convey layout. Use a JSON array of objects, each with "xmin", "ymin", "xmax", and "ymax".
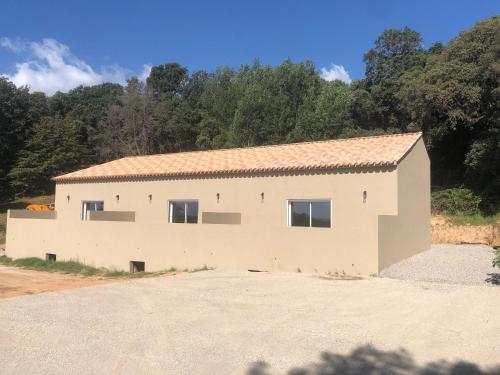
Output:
[
  {"xmin": 247, "ymin": 345, "xmax": 500, "ymax": 375},
  {"xmin": 485, "ymin": 273, "xmax": 500, "ymax": 285}
]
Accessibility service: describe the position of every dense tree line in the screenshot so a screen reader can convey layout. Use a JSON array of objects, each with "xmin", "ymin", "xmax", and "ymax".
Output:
[{"xmin": 0, "ymin": 17, "xmax": 498, "ymax": 211}]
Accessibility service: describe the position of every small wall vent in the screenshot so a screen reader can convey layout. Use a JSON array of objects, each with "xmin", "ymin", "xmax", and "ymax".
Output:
[{"xmin": 130, "ymin": 261, "xmax": 145, "ymax": 273}]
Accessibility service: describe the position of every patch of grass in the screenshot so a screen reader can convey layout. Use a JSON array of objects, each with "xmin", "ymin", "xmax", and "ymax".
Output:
[
  {"xmin": 446, "ymin": 212, "xmax": 500, "ymax": 226},
  {"xmin": 105, "ymin": 270, "xmax": 153, "ymax": 278},
  {"xmin": 103, "ymin": 269, "xmax": 131, "ymax": 277},
  {"xmin": 0, "ymin": 256, "xmax": 101, "ymax": 275},
  {"xmin": 0, "ymin": 256, "xmax": 179, "ymax": 279},
  {"xmin": 320, "ymin": 270, "xmax": 363, "ymax": 281},
  {"xmin": 105, "ymin": 266, "xmax": 179, "ymax": 278},
  {"xmin": 189, "ymin": 264, "xmax": 214, "ymax": 273},
  {"xmin": 0, "ymin": 256, "xmax": 13, "ymax": 265}
]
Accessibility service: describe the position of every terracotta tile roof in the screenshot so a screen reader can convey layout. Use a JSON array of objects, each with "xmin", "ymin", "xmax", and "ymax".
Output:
[{"xmin": 53, "ymin": 132, "xmax": 422, "ymax": 182}]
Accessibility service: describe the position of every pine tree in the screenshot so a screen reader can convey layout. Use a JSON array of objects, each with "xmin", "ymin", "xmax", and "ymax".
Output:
[{"xmin": 9, "ymin": 116, "xmax": 92, "ymax": 196}]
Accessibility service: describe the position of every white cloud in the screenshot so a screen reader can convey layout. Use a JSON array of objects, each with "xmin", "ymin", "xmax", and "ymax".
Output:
[
  {"xmin": 0, "ymin": 37, "xmax": 131, "ymax": 95},
  {"xmin": 139, "ymin": 64, "xmax": 152, "ymax": 82},
  {"xmin": 320, "ymin": 64, "xmax": 352, "ymax": 84},
  {"xmin": 0, "ymin": 37, "xmax": 24, "ymax": 53}
]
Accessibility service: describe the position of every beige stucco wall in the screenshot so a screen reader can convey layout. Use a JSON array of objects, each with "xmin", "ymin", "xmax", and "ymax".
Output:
[
  {"xmin": 7, "ymin": 166, "xmax": 400, "ymax": 275},
  {"xmin": 378, "ymin": 138, "xmax": 431, "ymax": 271}
]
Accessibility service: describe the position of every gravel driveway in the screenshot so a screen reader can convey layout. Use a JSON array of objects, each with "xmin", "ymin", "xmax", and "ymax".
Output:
[
  {"xmin": 0, "ymin": 270, "xmax": 499, "ymax": 374},
  {"xmin": 381, "ymin": 244, "xmax": 499, "ymax": 286}
]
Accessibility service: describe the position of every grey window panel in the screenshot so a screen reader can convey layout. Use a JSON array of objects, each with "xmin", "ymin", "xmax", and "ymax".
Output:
[
  {"xmin": 88, "ymin": 211, "xmax": 135, "ymax": 222},
  {"xmin": 202, "ymin": 212, "xmax": 241, "ymax": 225}
]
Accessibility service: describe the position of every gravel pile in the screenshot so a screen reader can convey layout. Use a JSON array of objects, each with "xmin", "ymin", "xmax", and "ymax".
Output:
[{"xmin": 381, "ymin": 244, "xmax": 499, "ymax": 286}]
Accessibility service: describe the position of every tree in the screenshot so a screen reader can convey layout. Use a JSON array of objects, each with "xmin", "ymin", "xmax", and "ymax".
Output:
[
  {"xmin": 363, "ymin": 27, "xmax": 425, "ymax": 130},
  {"xmin": 95, "ymin": 78, "xmax": 155, "ymax": 160},
  {"xmin": 364, "ymin": 27, "xmax": 424, "ymax": 89},
  {"xmin": 349, "ymin": 85, "xmax": 384, "ymax": 131},
  {"xmin": 0, "ymin": 78, "xmax": 46, "ymax": 199},
  {"xmin": 183, "ymin": 70, "xmax": 209, "ymax": 106},
  {"xmin": 150, "ymin": 95, "xmax": 200, "ymax": 153},
  {"xmin": 229, "ymin": 82, "xmax": 277, "ymax": 146},
  {"xmin": 397, "ymin": 16, "xmax": 500, "ymax": 210},
  {"xmin": 147, "ymin": 63, "xmax": 188, "ymax": 98},
  {"xmin": 9, "ymin": 116, "xmax": 91, "ymax": 195},
  {"xmin": 48, "ymin": 83, "xmax": 123, "ymax": 124},
  {"xmin": 152, "ymin": 70, "xmax": 207, "ymax": 152},
  {"xmin": 227, "ymin": 59, "xmax": 322, "ymax": 146},
  {"xmin": 292, "ymin": 80, "xmax": 354, "ymax": 141},
  {"xmin": 47, "ymin": 83, "xmax": 123, "ymax": 161},
  {"xmin": 197, "ymin": 66, "xmax": 238, "ymax": 148}
]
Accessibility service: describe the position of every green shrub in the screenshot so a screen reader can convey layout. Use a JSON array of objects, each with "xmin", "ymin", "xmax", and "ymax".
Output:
[
  {"xmin": 494, "ymin": 248, "xmax": 500, "ymax": 269},
  {"xmin": 431, "ymin": 188, "xmax": 482, "ymax": 215},
  {"xmin": 447, "ymin": 213, "xmax": 500, "ymax": 226}
]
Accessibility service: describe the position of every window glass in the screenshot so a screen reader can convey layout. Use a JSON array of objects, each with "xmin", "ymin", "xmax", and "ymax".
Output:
[
  {"xmin": 288, "ymin": 200, "xmax": 331, "ymax": 228},
  {"xmin": 186, "ymin": 201, "xmax": 198, "ymax": 223},
  {"xmin": 170, "ymin": 201, "xmax": 187, "ymax": 223},
  {"xmin": 170, "ymin": 200, "xmax": 198, "ymax": 224},
  {"xmin": 311, "ymin": 201, "xmax": 331, "ymax": 227},
  {"xmin": 290, "ymin": 201, "xmax": 310, "ymax": 227},
  {"xmin": 82, "ymin": 201, "xmax": 104, "ymax": 220}
]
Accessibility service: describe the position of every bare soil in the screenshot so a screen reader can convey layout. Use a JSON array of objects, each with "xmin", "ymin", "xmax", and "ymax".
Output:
[
  {"xmin": 0, "ymin": 265, "xmax": 121, "ymax": 299},
  {"xmin": 432, "ymin": 215, "xmax": 500, "ymax": 246}
]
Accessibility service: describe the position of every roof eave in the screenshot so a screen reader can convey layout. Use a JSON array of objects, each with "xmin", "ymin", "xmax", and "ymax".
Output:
[{"xmin": 52, "ymin": 163, "xmax": 398, "ymax": 183}]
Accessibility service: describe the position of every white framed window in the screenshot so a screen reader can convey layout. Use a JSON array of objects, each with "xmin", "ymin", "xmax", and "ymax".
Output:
[
  {"xmin": 287, "ymin": 200, "xmax": 331, "ymax": 228},
  {"xmin": 169, "ymin": 200, "xmax": 199, "ymax": 224},
  {"xmin": 81, "ymin": 201, "xmax": 104, "ymax": 220}
]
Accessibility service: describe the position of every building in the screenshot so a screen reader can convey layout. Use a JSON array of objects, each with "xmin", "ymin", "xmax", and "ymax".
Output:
[{"xmin": 6, "ymin": 132, "xmax": 430, "ymax": 275}]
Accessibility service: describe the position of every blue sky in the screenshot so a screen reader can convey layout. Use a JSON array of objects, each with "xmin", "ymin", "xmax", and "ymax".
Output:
[{"xmin": 1, "ymin": 0, "xmax": 498, "ymax": 94}]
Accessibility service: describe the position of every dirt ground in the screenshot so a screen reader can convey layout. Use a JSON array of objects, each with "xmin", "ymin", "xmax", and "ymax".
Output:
[
  {"xmin": 431, "ymin": 215, "xmax": 500, "ymax": 246},
  {"xmin": 0, "ymin": 265, "xmax": 120, "ymax": 299}
]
